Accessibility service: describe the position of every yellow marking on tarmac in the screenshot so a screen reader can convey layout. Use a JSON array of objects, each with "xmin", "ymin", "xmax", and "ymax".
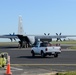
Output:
[{"xmin": 11, "ymin": 64, "xmax": 76, "ymax": 66}]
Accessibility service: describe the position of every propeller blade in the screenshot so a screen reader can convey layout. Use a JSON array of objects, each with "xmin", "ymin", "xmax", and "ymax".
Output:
[
  {"xmin": 56, "ymin": 38, "xmax": 59, "ymax": 42},
  {"xmin": 56, "ymin": 33, "xmax": 58, "ymax": 35},
  {"xmin": 59, "ymin": 33, "xmax": 62, "ymax": 35},
  {"xmin": 10, "ymin": 38, "xmax": 12, "ymax": 42},
  {"xmin": 14, "ymin": 38, "xmax": 16, "ymax": 41},
  {"xmin": 13, "ymin": 32, "xmax": 15, "ymax": 35},
  {"xmin": 44, "ymin": 33, "xmax": 46, "ymax": 35},
  {"xmin": 48, "ymin": 33, "xmax": 50, "ymax": 35},
  {"xmin": 60, "ymin": 38, "xmax": 62, "ymax": 41},
  {"xmin": 9, "ymin": 33, "xmax": 11, "ymax": 35},
  {"xmin": 56, "ymin": 33, "xmax": 59, "ymax": 41}
]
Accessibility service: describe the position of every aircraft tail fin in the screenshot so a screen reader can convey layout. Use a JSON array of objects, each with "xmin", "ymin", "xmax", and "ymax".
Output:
[{"xmin": 18, "ymin": 15, "xmax": 24, "ymax": 35}]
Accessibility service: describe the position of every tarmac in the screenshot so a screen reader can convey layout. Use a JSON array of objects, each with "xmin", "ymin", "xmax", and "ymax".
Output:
[
  {"xmin": 0, "ymin": 66, "xmax": 57, "ymax": 75},
  {"xmin": 0, "ymin": 43, "xmax": 76, "ymax": 75}
]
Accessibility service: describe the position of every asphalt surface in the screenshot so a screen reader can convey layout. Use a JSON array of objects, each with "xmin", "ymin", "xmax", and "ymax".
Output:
[
  {"xmin": 0, "ymin": 48, "xmax": 76, "ymax": 64},
  {"xmin": 0, "ymin": 48, "xmax": 76, "ymax": 75},
  {"xmin": 0, "ymin": 44, "xmax": 74, "ymax": 50}
]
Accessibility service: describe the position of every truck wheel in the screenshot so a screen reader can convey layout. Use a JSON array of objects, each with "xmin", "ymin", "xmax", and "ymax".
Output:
[
  {"xmin": 54, "ymin": 53, "xmax": 58, "ymax": 58},
  {"xmin": 31, "ymin": 51, "xmax": 35, "ymax": 57},
  {"xmin": 41, "ymin": 51, "xmax": 45, "ymax": 58}
]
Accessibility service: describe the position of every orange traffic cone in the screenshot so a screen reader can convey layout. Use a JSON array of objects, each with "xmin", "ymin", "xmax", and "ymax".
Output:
[
  {"xmin": 5, "ymin": 63, "xmax": 12, "ymax": 75},
  {"xmin": 5, "ymin": 55, "xmax": 12, "ymax": 75}
]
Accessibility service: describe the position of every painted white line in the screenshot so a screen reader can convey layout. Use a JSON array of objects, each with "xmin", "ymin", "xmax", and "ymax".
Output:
[
  {"xmin": 11, "ymin": 67, "xmax": 23, "ymax": 71},
  {"xmin": 5, "ymin": 49, "xmax": 30, "ymax": 51},
  {"xmin": 11, "ymin": 64, "xmax": 76, "ymax": 66}
]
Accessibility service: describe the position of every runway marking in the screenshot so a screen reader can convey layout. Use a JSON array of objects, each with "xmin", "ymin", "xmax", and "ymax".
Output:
[
  {"xmin": 5, "ymin": 49, "xmax": 30, "ymax": 50},
  {"xmin": 11, "ymin": 64, "xmax": 76, "ymax": 66},
  {"xmin": 11, "ymin": 67, "xmax": 23, "ymax": 70},
  {"xmin": 10, "ymin": 67, "xmax": 23, "ymax": 71}
]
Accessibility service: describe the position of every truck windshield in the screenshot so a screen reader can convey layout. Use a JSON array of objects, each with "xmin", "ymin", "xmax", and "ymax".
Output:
[{"xmin": 40, "ymin": 42, "xmax": 51, "ymax": 47}]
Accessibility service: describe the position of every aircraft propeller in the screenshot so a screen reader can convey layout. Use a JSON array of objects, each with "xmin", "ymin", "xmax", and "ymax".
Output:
[
  {"xmin": 9, "ymin": 32, "xmax": 16, "ymax": 42},
  {"xmin": 56, "ymin": 33, "xmax": 62, "ymax": 42},
  {"xmin": 44, "ymin": 33, "xmax": 50, "ymax": 35}
]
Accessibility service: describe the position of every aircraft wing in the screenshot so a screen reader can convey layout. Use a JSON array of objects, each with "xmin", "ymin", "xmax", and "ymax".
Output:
[
  {"xmin": 0, "ymin": 34, "xmax": 76, "ymax": 40},
  {"xmin": 0, "ymin": 35, "xmax": 18, "ymax": 39},
  {"xmin": 35, "ymin": 35, "xmax": 76, "ymax": 39},
  {"xmin": 22, "ymin": 34, "xmax": 75, "ymax": 39},
  {"xmin": 35, "ymin": 35, "xmax": 66, "ymax": 39}
]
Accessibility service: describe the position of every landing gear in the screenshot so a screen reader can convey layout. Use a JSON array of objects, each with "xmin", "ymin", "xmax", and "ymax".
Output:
[{"xmin": 18, "ymin": 41, "xmax": 29, "ymax": 48}]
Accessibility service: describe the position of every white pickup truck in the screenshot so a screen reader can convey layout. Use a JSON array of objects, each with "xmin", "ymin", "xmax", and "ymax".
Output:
[{"xmin": 31, "ymin": 42, "xmax": 61, "ymax": 58}]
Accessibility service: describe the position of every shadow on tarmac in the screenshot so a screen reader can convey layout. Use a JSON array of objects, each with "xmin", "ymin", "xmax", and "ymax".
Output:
[
  {"xmin": 18, "ymin": 55, "xmax": 55, "ymax": 59},
  {"xmin": 0, "ymin": 45, "xmax": 71, "ymax": 49}
]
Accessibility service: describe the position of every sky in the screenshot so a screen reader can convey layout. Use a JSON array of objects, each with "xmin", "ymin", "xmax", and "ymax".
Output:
[{"xmin": 0, "ymin": 0, "xmax": 76, "ymax": 36}]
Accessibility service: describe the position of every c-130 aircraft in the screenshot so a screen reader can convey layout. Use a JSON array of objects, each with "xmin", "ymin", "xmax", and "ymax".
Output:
[{"xmin": 0, "ymin": 15, "xmax": 76, "ymax": 48}]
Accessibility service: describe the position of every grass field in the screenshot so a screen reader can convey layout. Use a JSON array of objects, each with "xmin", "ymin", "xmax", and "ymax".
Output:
[
  {"xmin": 57, "ymin": 71, "xmax": 76, "ymax": 75},
  {"xmin": 0, "ymin": 42, "xmax": 18, "ymax": 46},
  {"xmin": 68, "ymin": 46, "xmax": 76, "ymax": 49},
  {"xmin": 51, "ymin": 40, "xmax": 76, "ymax": 44}
]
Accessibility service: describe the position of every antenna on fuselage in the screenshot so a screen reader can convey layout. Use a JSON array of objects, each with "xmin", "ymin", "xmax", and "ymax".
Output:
[{"xmin": 18, "ymin": 15, "xmax": 24, "ymax": 35}]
